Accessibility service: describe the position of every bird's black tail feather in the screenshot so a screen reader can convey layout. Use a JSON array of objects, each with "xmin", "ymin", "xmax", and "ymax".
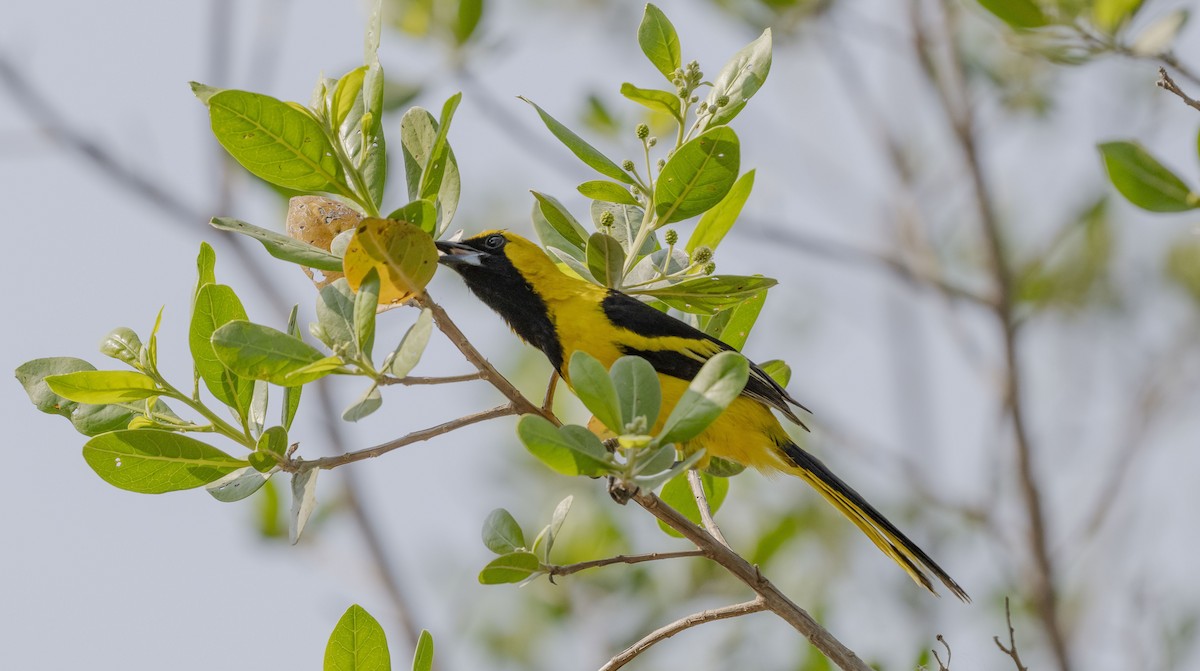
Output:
[{"xmin": 778, "ymin": 441, "xmax": 970, "ymax": 602}]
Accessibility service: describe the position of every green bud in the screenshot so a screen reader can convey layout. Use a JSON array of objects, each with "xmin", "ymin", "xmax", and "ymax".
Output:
[
  {"xmin": 599, "ymin": 210, "xmax": 615, "ymax": 227},
  {"xmin": 647, "ymin": 137, "xmax": 657, "ymax": 147},
  {"xmin": 672, "ymin": 78, "xmax": 684, "ymax": 88},
  {"xmin": 636, "ymin": 123, "xmax": 650, "ymax": 139},
  {"xmin": 621, "ymin": 159, "xmax": 636, "ymax": 171},
  {"xmin": 716, "ymin": 95, "xmax": 730, "ymax": 107},
  {"xmin": 664, "ymin": 229, "xmax": 678, "ymax": 245},
  {"xmin": 703, "ymin": 262, "xmax": 716, "ymax": 275},
  {"xmin": 689, "ymin": 95, "xmax": 698, "ymax": 104},
  {"xmin": 656, "ymin": 159, "xmax": 665, "ymax": 170},
  {"xmin": 692, "ymin": 246, "xmax": 713, "ymax": 264}
]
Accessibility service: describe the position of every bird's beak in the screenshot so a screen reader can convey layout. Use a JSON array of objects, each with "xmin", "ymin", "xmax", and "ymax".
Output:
[{"xmin": 435, "ymin": 240, "xmax": 485, "ymax": 267}]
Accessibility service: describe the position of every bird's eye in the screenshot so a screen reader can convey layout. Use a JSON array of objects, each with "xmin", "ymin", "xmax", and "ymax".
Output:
[{"xmin": 484, "ymin": 234, "xmax": 505, "ymax": 250}]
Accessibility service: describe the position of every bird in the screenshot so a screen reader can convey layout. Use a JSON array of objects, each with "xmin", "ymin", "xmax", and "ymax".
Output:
[{"xmin": 435, "ymin": 230, "xmax": 968, "ymax": 601}]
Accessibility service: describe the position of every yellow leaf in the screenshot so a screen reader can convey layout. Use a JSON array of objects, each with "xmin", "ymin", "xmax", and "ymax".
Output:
[{"xmin": 343, "ymin": 217, "xmax": 438, "ymax": 305}]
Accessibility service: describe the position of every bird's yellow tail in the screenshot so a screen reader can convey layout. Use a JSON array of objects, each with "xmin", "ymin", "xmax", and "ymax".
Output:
[{"xmin": 778, "ymin": 441, "xmax": 970, "ymax": 602}]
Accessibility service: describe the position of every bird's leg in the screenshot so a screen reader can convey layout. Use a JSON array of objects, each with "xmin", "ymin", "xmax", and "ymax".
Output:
[
  {"xmin": 541, "ymin": 371, "xmax": 559, "ymax": 414},
  {"xmin": 607, "ymin": 477, "xmax": 637, "ymax": 505}
]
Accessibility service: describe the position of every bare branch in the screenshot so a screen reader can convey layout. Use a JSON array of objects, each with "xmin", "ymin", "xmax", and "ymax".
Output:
[
  {"xmin": 293, "ymin": 404, "xmax": 516, "ymax": 471},
  {"xmin": 1156, "ymin": 67, "xmax": 1200, "ymax": 112},
  {"xmin": 994, "ymin": 597, "xmax": 1029, "ymax": 671},
  {"xmin": 378, "ymin": 372, "xmax": 484, "ymax": 386},
  {"xmin": 687, "ymin": 469, "xmax": 730, "ymax": 548},
  {"xmin": 932, "ymin": 634, "xmax": 952, "ymax": 670},
  {"xmin": 598, "ymin": 598, "xmax": 768, "ymax": 671},
  {"xmin": 549, "ymin": 550, "xmax": 705, "ymax": 578},
  {"xmin": 917, "ymin": 1, "xmax": 1071, "ymax": 668},
  {"xmin": 622, "ymin": 485, "xmax": 873, "ymax": 671}
]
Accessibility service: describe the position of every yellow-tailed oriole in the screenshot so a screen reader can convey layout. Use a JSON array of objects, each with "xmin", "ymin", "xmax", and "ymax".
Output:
[{"xmin": 436, "ymin": 230, "xmax": 968, "ymax": 601}]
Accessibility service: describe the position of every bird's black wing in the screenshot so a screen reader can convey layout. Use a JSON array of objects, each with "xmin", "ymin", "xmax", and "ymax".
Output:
[{"xmin": 601, "ymin": 291, "xmax": 809, "ymax": 428}]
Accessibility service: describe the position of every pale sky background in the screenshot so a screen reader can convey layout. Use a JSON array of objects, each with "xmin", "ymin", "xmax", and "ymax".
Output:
[{"xmin": 4, "ymin": 1, "xmax": 1200, "ymax": 670}]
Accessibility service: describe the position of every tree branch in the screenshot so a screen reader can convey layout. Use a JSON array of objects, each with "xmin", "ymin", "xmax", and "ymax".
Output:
[
  {"xmin": 293, "ymin": 404, "xmax": 516, "ymax": 471},
  {"xmin": 994, "ymin": 597, "xmax": 1029, "ymax": 671},
  {"xmin": 598, "ymin": 598, "xmax": 768, "ymax": 671},
  {"xmin": 417, "ymin": 292, "xmax": 555, "ymax": 423},
  {"xmin": 919, "ymin": 2, "xmax": 1070, "ymax": 668},
  {"xmin": 1156, "ymin": 67, "xmax": 1200, "ymax": 112},
  {"xmin": 378, "ymin": 372, "xmax": 484, "ymax": 386},
  {"xmin": 549, "ymin": 550, "xmax": 705, "ymax": 579},
  {"xmin": 621, "ymin": 485, "xmax": 873, "ymax": 671}
]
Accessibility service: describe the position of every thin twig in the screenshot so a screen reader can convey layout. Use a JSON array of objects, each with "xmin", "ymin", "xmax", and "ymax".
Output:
[
  {"xmin": 293, "ymin": 404, "xmax": 516, "ymax": 471},
  {"xmin": 687, "ymin": 469, "xmax": 730, "ymax": 548},
  {"xmin": 622, "ymin": 486, "xmax": 872, "ymax": 671},
  {"xmin": 598, "ymin": 598, "xmax": 768, "ymax": 671},
  {"xmin": 549, "ymin": 550, "xmax": 705, "ymax": 578},
  {"xmin": 1156, "ymin": 67, "xmax": 1200, "ymax": 112},
  {"xmin": 919, "ymin": 2, "xmax": 1071, "ymax": 668},
  {"xmin": 994, "ymin": 597, "xmax": 1029, "ymax": 671},
  {"xmin": 932, "ymin": 634, "xmax": 952, "ymax": 670},
  {"xmin": 378, "ymin": 372, "xmax": 484, "ymax": 386}
]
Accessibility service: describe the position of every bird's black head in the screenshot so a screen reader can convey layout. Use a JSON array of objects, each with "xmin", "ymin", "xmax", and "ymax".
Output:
[{"xmin": 435, "ymin": 231, "xmax": 565, "ymax": 370}]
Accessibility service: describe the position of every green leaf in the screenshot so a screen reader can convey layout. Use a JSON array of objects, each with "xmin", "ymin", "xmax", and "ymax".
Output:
[
  {"xmin": 1166, "ymin": 236, "xmax": 1200, "ymax": 304},
  {"xmin": 658, "ymin": 351, "xmax": 749, "ymax": 445},
  {"xmin": 655, "ymin": 127, "xmax": 740, "ymax": 224},
  {"xmin": 688, "ymin": 170, "xmax": 754, "ymax": 253},
  {"xmin": 82, "ymin": 430, "xmax": 248, "ymax": 494},
  {"xmin": 257, "ymin": 425, "xmax": 289, "ymax": 459},
  {"xmin": 411, "ymin": 630, "xmax": 434, "ymax": 671},
  {"xmin": 531, "ymin": 191, "xmax": 589, "ymax": 255},
  {"xmin": 759, "ymin": 359, "xmax": 791, "ymax": 386},
  {"xmin": 324, "ymin": 604, "xmax": 391, "ymax": 671},
  {"xmin": 632, "ymin": 275, "xmax": 776, "ymax": 314},
  {"xmin": 342, "ymin": 384, "xmax": 382, "ymax": 422},
  {"xmin": 205, "ymin": 89, "xmax": 349, "ymax": 195},
  {"xmin": 1099, "ymin": 141, "xmax": 1200, "ymax": 212},
  {"xmin": 702, "ymin": 456, "xmax": 746, "ymax": 477},
  {"xmin": 212, "ymin": 320, "xmax": 332, "ymax": 387},
  {"xmin": 15, "ymin": 357, "xmax": 137, "ymax": 436},
  {"xmin": 609, "ymin": 355, "xmax": 661, "ymax": 429},
  {"xmin": 331, "ymin": 62, "xmax": 388, "ymax": 210},
  {"xmin": 196, "ymin": 241, "xmax": 217, "ymax": 291},
  {"xmin": 99, "ymin": 327, "xmax": 144, "ymax": 366},
  {"xmin": 976, "ymin": 0, "xmax": 1050, "ymax": 29},
  {"xmin": 386, "ymin": 199, "xmax": 439, "ymax": 237},
  {"xmin": 578, "ymin": 180, "xmax": 639, "ymax": 206},
  {"xmin": 190, "ymin": 283, "xmax": 254, "ymax": 416},
  {"xmin": 703, "ymin": 288, "xmax": 766, "ymax": 350},
  {"xmin": 657, "ymin": 470, "xmax": 729, "ymax": 537},
  {"xmin": 1093, "ymin": 0, "xmax": 1144, "ymax": 33},
  {"xmin": 516, "ymin": 415, "xmax": 612, "ymax": 477},
  {"xmin": 282, "ymin": 306, "xmax": 303, "ymax": 431},
  {"xmin": 453, "ymin": 0, "xmax": 484, "ymax": 45},
  {"xmin": 702, "ymin": 29, "xmax": 771, "ymax": 130},
  {"xmin": 478, "ymin": 551, "xmax": 541, "ymax": 584},
  {"xmin": 332, "ymin": 66, "xmax": 368, "ymax": 134},
  {"xmin": 399, "ymin": 96, "xmax": 461, "ymax": 235},
  {"xmin": 248, "ymin": 380, "xmax": 269, "ymax": 438},
  {"xmin": 210, "ymin": 217, "xmax": 344, "ymax": 272},
  {"xmin": 385, "ymin": 308, "xmax": 434, "ymax": 377},
  {"xmin": 637, "ymin": 4, "xmax": 682, "ymax": 80},
  {"xmin": 586, "ymin": 232, "xmax": 626, "ymax": 288},
  {"xmin": 568, "ymin": 351, "xmax": 624, "ymax": 433},
  {"xmin": 619, "ymin": 83, "xmax": 682, "ymax": 121},
  {"xmin": 290, "ymin": 468, "xmax": 319, "ymax": 544},
  {"xmin": 207, "ymin": 467, "xmax": 272, "ymax": 502},
  {"xmin": 316, "ymin": 279, "xmax": 359, "ymax": 357},
  {"xmin": 44, "ymin": 370, "xmax": 159, "ymax": 404},
  {"xmin": 591, "ymin": 202, "xmax": 655, "ymax": 257},
  {"xmin": 189, "ymin": 81, "xmax": 222, "ymax": 105},
  {"xmin": 354, "ymin": 270, "xmax": 380, "ymax": 363},
  {"xmin": 519, "ymin": 97, "xmax": 634, "ymax": 185},
  {"xmin": 418, "ymin": 93, "xmax": 462, "ymax": 203},
  {"xmin": 542, "ymin": 495, "xmax": 572, "ymax": 562},
  {"xmin": 482, "ymin": 508, "xmax": 526, "ymax": 554}
]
